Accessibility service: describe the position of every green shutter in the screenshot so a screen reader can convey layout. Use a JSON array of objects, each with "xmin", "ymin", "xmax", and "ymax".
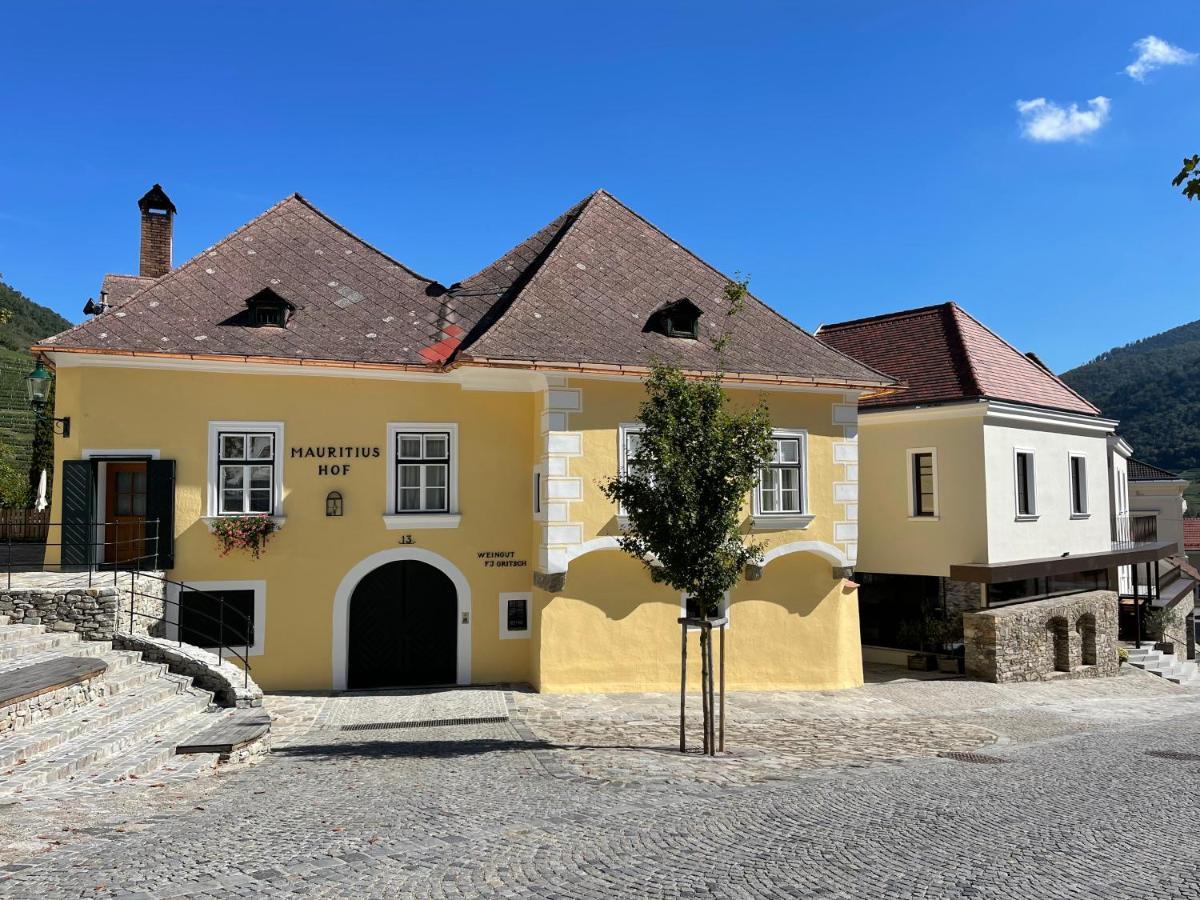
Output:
[
  {"xmin": 60, "ymin": 460, "xmax": 95, "ymax": 568},
  {"xmin": 146, "ymin": 460, "xmax": 176, "ymax": 570}
]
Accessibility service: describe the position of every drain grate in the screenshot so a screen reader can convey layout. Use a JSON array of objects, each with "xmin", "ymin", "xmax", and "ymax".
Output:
[
  {"xmin": 341, "ymin": 715, "xmax": 509, "ymax": 732},
  {"xmin": 1146, "ymin": 750, "xmax": 1200, "ymax": 762},
  {"xmin": 937, "ymin": 751, "xmax": 1006, "ymax": 765}
]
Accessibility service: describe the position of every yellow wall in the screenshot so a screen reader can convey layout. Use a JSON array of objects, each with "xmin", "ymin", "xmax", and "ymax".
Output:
[
  {"xmin": 47, "ymin": 362, "xmax": 863, "ymax": 694},
  {"xmin": 855, "ymin": 411, "xmax": 987, "ymax": 577},
  {"xmin": 533, "ymin": 548, "xmax": 862, "ymax": 693}
]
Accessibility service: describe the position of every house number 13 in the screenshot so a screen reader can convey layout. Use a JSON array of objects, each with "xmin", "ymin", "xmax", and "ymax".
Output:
[{"xmin": 398, "ymin": 535, "xmax": 415, "ymax": 545}]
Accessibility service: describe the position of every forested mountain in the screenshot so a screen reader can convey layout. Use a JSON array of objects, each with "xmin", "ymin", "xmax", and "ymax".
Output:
[
  {"xmin": 0, "ymin": 281, "xmax": 71, "ymax": 352},
  {"xmin": 0, "ymin": 280, "xmax": 71, "ymax": 507},
  {"xmin": 1061, "ymin": 320, "xmax": 1200, "ymax": 473}
]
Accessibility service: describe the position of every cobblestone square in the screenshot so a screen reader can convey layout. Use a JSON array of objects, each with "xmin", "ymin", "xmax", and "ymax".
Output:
[{"xmin": 2, "ymin": 668, "xmax": 1199, "ymax": 898}]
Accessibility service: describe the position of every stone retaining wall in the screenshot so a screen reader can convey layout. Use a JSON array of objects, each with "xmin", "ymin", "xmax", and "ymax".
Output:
[
  {"xmin": 963, "ymin": 591, "xmax": 1119, "ymax": 683},
  {"xmin": 0, "ymin": 575, "xmax": 166, "ymax": 641}
]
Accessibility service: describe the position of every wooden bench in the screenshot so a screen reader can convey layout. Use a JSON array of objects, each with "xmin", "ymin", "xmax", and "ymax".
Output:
[
  {"xmin": 176, "ymin": 708, "xmax": 271, "ymax": 754},
  {"xmin": 0, "ymin": 656, "xmax": 108, "ymax": 708}
]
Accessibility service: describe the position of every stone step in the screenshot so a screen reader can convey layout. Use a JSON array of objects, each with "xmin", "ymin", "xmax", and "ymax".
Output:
[
  {"xmin": 0, "ymin": 615, "xmax": 9, "ymax": 626},
  {"xmin": 0, "ymin": 688, "xmax": 213, "ymax": 797},
  {"xmin": 0, "ymin": 672, "xmax": 211, "ymax": 774},
  {"xmin": 0, "ymin": 642, "xmax": 137, "ymax": 677},
  {"xmin": 0, "ymin": 623, "xmax": 45, "ymax": 643},
  {"xmin": 76, "ymin": 715, "xmax": 224, "ymax": 789},
  {"xmin": 0, "ymin": 630, "xmax": 86, "ymax": 662}
]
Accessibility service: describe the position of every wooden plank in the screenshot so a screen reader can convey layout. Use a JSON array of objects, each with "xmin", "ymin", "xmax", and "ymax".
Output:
[
  {"xmin": 176, "ymin": 709, "xmax": 271, "ymax": 754},
  {"xmin": 0, "ymin": 656, "xmax": 108, "ymax": 707}
]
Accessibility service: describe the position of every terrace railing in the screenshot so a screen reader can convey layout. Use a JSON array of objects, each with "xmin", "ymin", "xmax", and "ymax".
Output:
[{"xmin": 2, "ymin": 520, "xmax": 250, "ymax": 688}]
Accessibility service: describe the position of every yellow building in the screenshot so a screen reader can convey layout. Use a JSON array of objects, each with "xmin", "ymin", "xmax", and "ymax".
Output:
[{"xmin": 36, "ymin": 185, "xmax": 894, "ymax": 693}]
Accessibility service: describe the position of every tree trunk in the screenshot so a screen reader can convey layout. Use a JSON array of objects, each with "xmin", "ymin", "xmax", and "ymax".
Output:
[
  {"xmin": 699, "ymin": 625, "xmax": 711, "ymax": 755},
  {"xmin": 679, "ymin": 620, "xmax": 687, "ymax": 753}
]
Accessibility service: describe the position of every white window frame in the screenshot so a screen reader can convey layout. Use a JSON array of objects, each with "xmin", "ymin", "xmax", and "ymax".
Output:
[
  {"xmin": 499, "ymin": 592, "xmax": 532, "ymax": 640},
  {"xmin": 752, "ymin": 429, "xmax": 812, "ymax": 530},
  {"xmin": 384, "ymin": 422, "xmax": 461, "ymax": 529},
  {"xmin": 206, "ymin": 421, "xmax": 285, "ymax": 520},
  {"xmin": 616, "ymin": 422, "xmax": 644, "ymax": 521},
  {"xmin": 165, "ymin": 579, "xmax": 266, "ymax": 657},
  {"xmin": 1068, "ymin": 453, "xmax": 1089, "ymax": 518},
  {"xmin": 906, "ymin": 447, "xmax": 939, "ymax": 520},
  {"xmin": 1013, "ymin": 448, "xmax": 1038, "ymax": 520},
  {"xmin": 680, "ymin": 591, "xmax": 731, "ymax": 630}
]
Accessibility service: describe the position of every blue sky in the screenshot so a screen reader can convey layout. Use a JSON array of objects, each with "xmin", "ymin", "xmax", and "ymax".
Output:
[{"xmin": 1, "ymin": 2, "xmax": 1196, "ymax": 372}]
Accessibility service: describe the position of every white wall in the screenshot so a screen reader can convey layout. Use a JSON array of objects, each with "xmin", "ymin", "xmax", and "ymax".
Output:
[
  {"xmin": 982, "ymin": 421, "xmax": 1113, "ymax": 563},
  {"xmin": 1129, "ymin": 481, "xmax": 1187, "ymax": 554}
]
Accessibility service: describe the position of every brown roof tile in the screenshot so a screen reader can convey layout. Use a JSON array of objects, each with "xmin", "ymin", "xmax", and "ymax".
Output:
[
  {"xmin": 37, "ymin": 189, "xmax": 897, "ymax": 387},
  {"xmin": 455, "ymin": 191, "xmax": 893, "ymax": 385},
  {"xmin": 1127, "ymin": 458, "xmax": 1184, "ymax": 482},
  {"xmin": 816, "ymin": 302, "xmax": 1100, "ymax": 416},
  {"xmin": 1182, "ymin": 520, "xmax": 1200, "ymax": 551}
]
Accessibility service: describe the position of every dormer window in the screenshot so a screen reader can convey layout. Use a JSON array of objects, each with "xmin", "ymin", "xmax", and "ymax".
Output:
[
  {"xmin": 245, "ymin": 288, "xmax": 295, "ymax": 328},
  {"xmin": 647, "ymin": 297, "xmax": 702, "ymax": 340}
]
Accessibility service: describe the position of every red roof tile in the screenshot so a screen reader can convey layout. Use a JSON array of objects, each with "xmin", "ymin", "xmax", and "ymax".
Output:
[
  {"xmin": 816, "ymin": 303, "xmax": 1100, "ymax": 416},
  {"xmin": 1183, "ymin": 520, "xmax": 1200, "ymax": 552}
]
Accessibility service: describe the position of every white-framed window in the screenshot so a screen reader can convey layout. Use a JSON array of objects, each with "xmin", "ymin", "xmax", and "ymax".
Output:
[
  {"xmin": 616, "ymin": 422, "xmax": 645, "ymax": 519},
  {"xmin": 165, "ymin": 579, "xmax": 266, "ymax": 657},
  {"xmin": 207, "ymin": 422, "xmax": 284, "ymax": 518},
  {"xmin": 1014, "ymin": 449, "xmax": 1037, "ymax": 518},
  {"xmin": 499, "ymin": 592, "xmax": 531, "ymax": 640},
  {"xmin": 384, "ymin": 423, "xmax": 460, "ymax": 529},
  {"xmin": 907, "ymin": 447, "xmax": 938, "ymax": 519},
  {"xmin": 754, "ymin": 430, "xmax": 808, "ymax": 517},
  {"xmin": 681, "ymin": 591, "xmax": 731, "ymax": 629},
  {"xmin": 1069, "ymin": 453, "xmax": 1088, "ymax": 517}
]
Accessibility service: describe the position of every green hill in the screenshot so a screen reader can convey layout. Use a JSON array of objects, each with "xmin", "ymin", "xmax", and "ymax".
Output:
[
  {"xmin": 1061, "ymin": 320, "xmax": 1200, "ymax": 474},
  {"xmin": 0, "ymin": 281, "xmax": 72, "ymax": 506}
]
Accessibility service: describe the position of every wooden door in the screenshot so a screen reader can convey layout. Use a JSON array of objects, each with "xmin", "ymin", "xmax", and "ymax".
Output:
[
  {"xmin": 104, "ymin": 462, "xmax": 147, "ymax": 565},
  {"xmin": 348, "ymin": 560, "xmax": 458, "ymax": 689}
]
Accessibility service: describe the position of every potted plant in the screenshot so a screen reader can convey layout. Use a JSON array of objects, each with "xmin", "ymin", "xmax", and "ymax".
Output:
[
  {"xmin": 930, "ymin": 614, "xmax": 965, "ymax": 674},
  {"xmin": 1145, "ymin": 606, "xmax": 1178, "ymax": 655},
  {"xmin": 898, "ymin": 620, "xmax": 938, "ymax": 671},
  {"xmin": 211, "ymin": 514, "xmax": 278, "ymax": 559}
]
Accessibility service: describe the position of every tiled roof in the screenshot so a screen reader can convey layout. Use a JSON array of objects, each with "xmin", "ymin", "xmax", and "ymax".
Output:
[
  {"xmin": 454, "ymin": 191, "xmax": 893, "ymax": 385},
  {"xmin": 1127, "ymin": 458, "xmax": 1184, "ymax": 482},
  {"xmin": 1183, "ymin": 520, "xmax": 1200, "ymax": 551},
  {"xmin": 37, "ymin": 190, "xmax": 897, "ymax": 388},
  {"xmin": 41, "ymin": 195, "xmax": 468, "ymax": 368},
  {"xmin": 816, "ymin": 302, "xmax": 1101, "ymax": 416},
  {"xmin": 100, "ymin": 274, "xmax": 157, "ymax": 307}
]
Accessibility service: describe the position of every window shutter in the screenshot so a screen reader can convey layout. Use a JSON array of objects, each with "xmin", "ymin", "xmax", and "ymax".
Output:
[
  {"xmin": 146, "ymin": 460, "xmax": 176, "ymax": 569},
  {"xmin": 60, "ymin": 460, "xmax": 95, "ymax": 567}
]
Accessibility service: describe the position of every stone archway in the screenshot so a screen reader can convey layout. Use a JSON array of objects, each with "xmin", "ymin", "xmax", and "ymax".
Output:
[
  {"xmin": 1047, "ymin": 616, "xmax": 1070, "ymax": 672},
  {"xmin": 1077, "ymin": 613, "xmax": 1097, "ymax": 667}
]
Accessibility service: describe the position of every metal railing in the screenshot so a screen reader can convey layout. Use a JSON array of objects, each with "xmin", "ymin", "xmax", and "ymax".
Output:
[
  {"xmin": 3, "ymin": 520, "xmax": 251, "ymax": 688},
  {"xmin": 1112, "ymin": 513, "xmax": 1158, "ymax": 545}
]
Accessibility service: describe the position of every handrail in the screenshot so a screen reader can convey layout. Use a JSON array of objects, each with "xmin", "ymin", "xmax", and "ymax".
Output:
[{"xmin": 3, "ymin": 520, "xmax": 251, "ymax": 689}]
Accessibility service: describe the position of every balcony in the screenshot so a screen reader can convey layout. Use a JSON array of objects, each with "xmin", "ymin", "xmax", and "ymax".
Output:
[{"xmin": 1112, "ymin": 513, "xmax": 1158, "ymax": 550}]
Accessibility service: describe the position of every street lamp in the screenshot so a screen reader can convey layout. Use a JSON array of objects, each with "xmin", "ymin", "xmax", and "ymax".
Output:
[{"xmin": 24, "ymin": 359, "xmax": 70, "ymax": 437}]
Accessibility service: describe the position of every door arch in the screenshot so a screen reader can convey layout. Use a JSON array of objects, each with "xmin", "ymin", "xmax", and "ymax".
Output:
[{"xmin": 332, "ymin": 548, "xmax": 472, "ymax": 690}]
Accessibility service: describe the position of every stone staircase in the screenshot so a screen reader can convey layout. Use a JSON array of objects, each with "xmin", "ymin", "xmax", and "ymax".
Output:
[
  {"xmin": 0, "ymin": 615, "xmax": 222, "ymax": 798},
  {"xmin": 1126, "ymin": 645, "xmax": 1200, "ymax": 686}
]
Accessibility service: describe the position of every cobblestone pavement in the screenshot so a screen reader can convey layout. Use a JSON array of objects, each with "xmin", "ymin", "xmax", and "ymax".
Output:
[{"xmin": 1, "ymin": 669, "xmax": 1199, "ymax": 897}]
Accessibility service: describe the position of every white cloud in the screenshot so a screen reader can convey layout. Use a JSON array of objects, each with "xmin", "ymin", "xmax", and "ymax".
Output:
[
  {"xmin": 1015, "ymin": 96, "xmax": 1110, "ymax": 142},
  {"xmin": 1125, "ymin": 35, "xmax": 1197, "ymax": 81}
]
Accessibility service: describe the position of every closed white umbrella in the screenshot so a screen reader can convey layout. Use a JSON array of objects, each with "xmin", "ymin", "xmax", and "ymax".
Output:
[{"xmin": 34, "ymin": 469, "xmax": 48, "ymax": 511}]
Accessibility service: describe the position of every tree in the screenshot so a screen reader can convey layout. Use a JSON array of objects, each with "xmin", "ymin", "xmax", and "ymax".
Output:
[
  {"xmin": 601, "ymin": 279, "xmax": 773, "ymax": 755},
  {"xmin": 1172, "ymin": 155, "xmax": 1200, "ymax": 201}
]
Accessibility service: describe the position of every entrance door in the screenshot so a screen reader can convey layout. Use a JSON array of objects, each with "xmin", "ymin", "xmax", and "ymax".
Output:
[
  {"xmin": 104, "ymin": 462, "xmax": 147, "ymax": 565},
  {"xmin": 348, "ymin": 560, "xmax": 457, "ymax": 689}
]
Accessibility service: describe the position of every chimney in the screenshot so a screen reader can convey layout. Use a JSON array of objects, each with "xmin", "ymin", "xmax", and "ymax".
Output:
[{"xmin": 137, "ymin": 184, "xmax": 176, "ymax": 278}]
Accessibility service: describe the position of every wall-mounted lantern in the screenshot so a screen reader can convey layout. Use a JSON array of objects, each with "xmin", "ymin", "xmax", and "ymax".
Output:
[
  {"xmin": 326, "ymin": 491, "xmax": 343, "ymax": 517},
  {"xmin": 24, "ymin": 359, "xmax": 70, "ymax": 437}
]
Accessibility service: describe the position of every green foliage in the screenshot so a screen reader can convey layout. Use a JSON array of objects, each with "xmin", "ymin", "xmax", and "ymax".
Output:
[
  {"xmin": 1061, "ymin": 320, "xmax": 1200, "ymax": 476},
  {"xmin": 1173, "ymin": 154, "xmax": 1200, "ymax": 201},
  {"xmin": 211, "ymin": 515, "xmax": 278, "ymax": 559},
  {"xmin": 0, "ymin": 281, "xmax": 71, "ymax": 352},
  {"xmin": 601, "ymin": 364, "xmax": 774, "ymax": 618},
  {"xmin": 0, "ymin": 441, "xmax": 31, "ymax": 509}
]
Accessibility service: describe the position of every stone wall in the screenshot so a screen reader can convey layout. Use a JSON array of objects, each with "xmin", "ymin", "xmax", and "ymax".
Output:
[
  {"xmin": 943, "ymin": 579, "xmax": 985, "ymax": 616},
  {"xmin": 0, "ymin": 575, "xmax": 166, "ymax": 641},
  {"xmin": 963, "ymin": 591, "xmax": 1119, "ymax": 683}
]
